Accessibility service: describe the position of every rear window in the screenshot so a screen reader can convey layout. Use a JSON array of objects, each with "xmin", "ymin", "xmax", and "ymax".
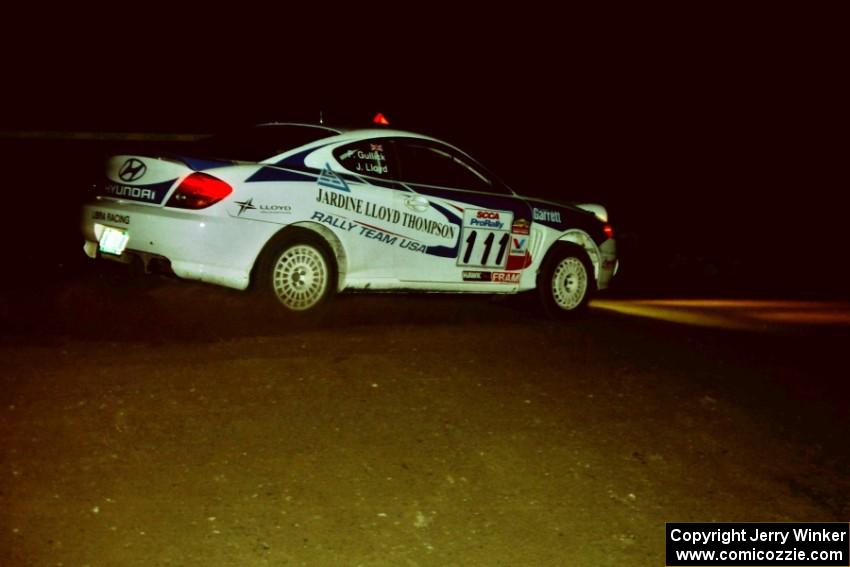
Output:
[{"xmin": 193, "ymin": 124, "xmax": 339, "ymax": 161}]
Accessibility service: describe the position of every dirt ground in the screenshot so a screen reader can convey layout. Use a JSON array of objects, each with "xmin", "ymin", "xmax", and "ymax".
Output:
[{"xmin": 2, "ymin": 270, "xmax": 849, "ymax": 565}]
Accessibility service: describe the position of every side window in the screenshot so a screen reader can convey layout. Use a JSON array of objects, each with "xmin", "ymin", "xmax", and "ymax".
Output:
[
  {"xmin": 333, "ymin": 139, "xmax": 393, "ymax": 178},
  {"xmin": 394, "ymin": 140, "xmax": 494, "ymax": 192}
]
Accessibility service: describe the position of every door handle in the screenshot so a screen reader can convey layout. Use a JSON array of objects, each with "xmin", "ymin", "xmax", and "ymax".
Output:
[{"xmin": 404, "ymin": 195, "xmax": 429, "ymax": 212}]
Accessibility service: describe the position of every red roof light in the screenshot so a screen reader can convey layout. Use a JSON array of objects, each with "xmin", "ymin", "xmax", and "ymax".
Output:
[{"xmin": 372, "ymin": 112, "xmax": 390, "ymax": 126}]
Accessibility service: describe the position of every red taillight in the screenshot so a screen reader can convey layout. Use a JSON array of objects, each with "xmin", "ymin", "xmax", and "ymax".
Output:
[
  {"xmin": 166, "ymin": 172, "xmax": 232, "ymax": 209},
  {"xmin": 372, "ymin": 112, "xmax": 390, "ymax": 125},
  {"xmin": 603, "ymin": 223, "xmax": 614, "ymax": 239}
]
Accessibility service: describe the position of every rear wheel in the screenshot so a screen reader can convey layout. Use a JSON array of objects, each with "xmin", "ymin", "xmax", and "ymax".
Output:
[
  {"xmin": 257, "ymin": 229, "xmax": 337, "ymax": 313},
  {"xmin": 537, "ymin": 244, "xmax": 595, "ymax": 319}
]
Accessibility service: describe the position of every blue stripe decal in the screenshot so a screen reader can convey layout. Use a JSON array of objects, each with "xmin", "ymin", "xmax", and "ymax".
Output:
[
  {"xmin": 341, "ymin": 172, "xmax": 364, "ymax": 184},
  {"xmin": 368, "ymin": 178, "xmax": 411, "ymax": 191},
  {"xmin": 425, "ymin": 202, "xmax": 462, "ymax": 258},
  {"xmin": 274, "ymin": 142, "xmax": 334, "ymax": 168},
  {"xmin": 246, "ymin": 167, "xmax": 318, "ymax": 183},
  {"xmin": 177, "ymin": 156, "xmax": 234, "ymax": 171}
]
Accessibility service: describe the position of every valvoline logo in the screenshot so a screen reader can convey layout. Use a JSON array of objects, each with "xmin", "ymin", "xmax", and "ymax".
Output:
[{"xmin": 510, "ymin": 236, "xmax": 527, "ymax": 255}]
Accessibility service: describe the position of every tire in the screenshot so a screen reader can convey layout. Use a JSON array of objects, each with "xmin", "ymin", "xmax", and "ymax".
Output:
[
  {"xmin": 256, "ymin": 229, "xmax": 337, "ymax": 314},
  {"xmin": 537, "ymin": 243, "xmax": 595, "ymax": 319}
]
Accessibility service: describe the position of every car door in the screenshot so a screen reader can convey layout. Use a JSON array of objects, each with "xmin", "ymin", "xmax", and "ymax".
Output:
[
  {"xmin": 389, "ymin": 138, "xmax": 534, "ymax": 285},
  {"xmin": 317, "ymin": 137, "xmax": 401, "ymax": 283}
]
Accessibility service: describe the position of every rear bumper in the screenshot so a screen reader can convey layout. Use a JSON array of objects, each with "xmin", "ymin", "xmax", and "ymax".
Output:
[{"xmin": 81, "ymin": 201, "xmax": 280, "ymax": 290}]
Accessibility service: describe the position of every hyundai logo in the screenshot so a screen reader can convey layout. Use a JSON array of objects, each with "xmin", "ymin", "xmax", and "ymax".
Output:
[{"xmin": 119, "ymin": 158, "xmax": 147, "ymax": 182}]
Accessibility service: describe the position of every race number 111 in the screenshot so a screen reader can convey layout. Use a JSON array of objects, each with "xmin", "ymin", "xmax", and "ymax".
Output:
[{"xmin": 460, "ymin": 229, "xmax": 509, "ymax": 268}]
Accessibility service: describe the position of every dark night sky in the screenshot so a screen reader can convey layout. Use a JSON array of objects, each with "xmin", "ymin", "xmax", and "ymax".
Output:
[{"xmin": 2, "ymin": 7, "xmax": 847, "ymax": 296}]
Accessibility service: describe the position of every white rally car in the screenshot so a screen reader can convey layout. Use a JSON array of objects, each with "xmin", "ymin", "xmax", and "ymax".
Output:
[{"xmin": 81, "ymin": 122, "xmax": 617, "ymax": 317}]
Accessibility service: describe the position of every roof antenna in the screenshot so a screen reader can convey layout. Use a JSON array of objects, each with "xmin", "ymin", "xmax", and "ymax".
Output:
[{"xmin": 319, "ymin": 110, "xmax": 324, "ymax": 125}]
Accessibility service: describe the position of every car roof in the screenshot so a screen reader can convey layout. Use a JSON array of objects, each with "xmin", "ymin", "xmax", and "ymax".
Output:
[
  {"xmin": 254, "ymin": 122, "xmax": 440, "ymax": 142},
  {"xmin": 252, "ymin": 122, "xmax": 343, "ymax": 135},
  {"xmin": 256, "ymin": 122, "xmax": 452, "ymax": 164}
]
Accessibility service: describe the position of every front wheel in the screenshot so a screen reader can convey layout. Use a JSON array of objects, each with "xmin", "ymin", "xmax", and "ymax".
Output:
[
  {"xmin": 537, "ymin": 244, "xmax": 595, "ymax": 319},
  {"xmin": 257, "ymin": 229, "xmax": 337, "ymax": 313}
]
